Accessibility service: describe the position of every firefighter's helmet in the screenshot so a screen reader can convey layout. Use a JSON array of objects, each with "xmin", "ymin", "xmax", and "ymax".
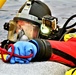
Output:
[{"xmin": 14, "ymin": 0, "xmax": 51, "ymax": 27}]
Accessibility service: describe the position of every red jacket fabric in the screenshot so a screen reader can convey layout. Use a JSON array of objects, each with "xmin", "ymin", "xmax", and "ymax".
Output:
[{"xmin": 47, "ymin": 38, "xmax": 76, "ymax": 67}]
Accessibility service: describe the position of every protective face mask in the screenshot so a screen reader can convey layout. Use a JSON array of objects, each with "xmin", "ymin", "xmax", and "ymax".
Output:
[{"xmin": 7, "ymin": 20, "xmax": 39, "ymax": 42}]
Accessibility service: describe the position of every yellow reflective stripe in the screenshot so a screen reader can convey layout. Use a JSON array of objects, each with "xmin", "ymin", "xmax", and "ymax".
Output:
[{"xmin": 65, "ymin": 68, "xmax": 76, "ymax": 75}]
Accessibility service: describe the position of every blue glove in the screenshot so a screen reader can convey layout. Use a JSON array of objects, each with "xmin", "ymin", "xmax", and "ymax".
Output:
[{"xmin": 6, "ymin": 41, "xmax": 37, "ymax": 64}]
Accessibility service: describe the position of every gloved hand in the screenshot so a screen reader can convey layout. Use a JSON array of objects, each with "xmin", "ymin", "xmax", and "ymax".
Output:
[{"xmin": 6, "ymin": 41, "xmax": 37, "ymax": 64}]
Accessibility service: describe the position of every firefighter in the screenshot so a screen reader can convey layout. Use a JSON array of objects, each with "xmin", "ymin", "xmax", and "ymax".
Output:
[{"xmin": 1, "ymin": 0, "xmax": 56, "ymax": 49}]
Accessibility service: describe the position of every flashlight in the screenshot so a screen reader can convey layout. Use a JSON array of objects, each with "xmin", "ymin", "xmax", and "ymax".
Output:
[
  {"xmin": 40, "ymin": 15, "xmax": 58, "ymax": 38},
  {"xmin": 40, "ymin": 18, "xmax": 51, "ymax": 37}
]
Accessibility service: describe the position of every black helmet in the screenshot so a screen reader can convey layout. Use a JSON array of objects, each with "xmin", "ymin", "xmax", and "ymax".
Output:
[{"xmin": 14, "ymin": 0, "xmax": 51, "ymax": 27}]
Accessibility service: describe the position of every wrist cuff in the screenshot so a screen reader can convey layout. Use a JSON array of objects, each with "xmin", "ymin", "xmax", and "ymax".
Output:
[{"xmin": 30, "ymin": 39, "xmax": 52, "ymax": 61}]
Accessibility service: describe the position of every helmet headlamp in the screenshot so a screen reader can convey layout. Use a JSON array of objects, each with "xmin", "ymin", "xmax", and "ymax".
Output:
[{"xmin": 40, "ymin": 15, "xmax": 58, "ymax": 38}]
